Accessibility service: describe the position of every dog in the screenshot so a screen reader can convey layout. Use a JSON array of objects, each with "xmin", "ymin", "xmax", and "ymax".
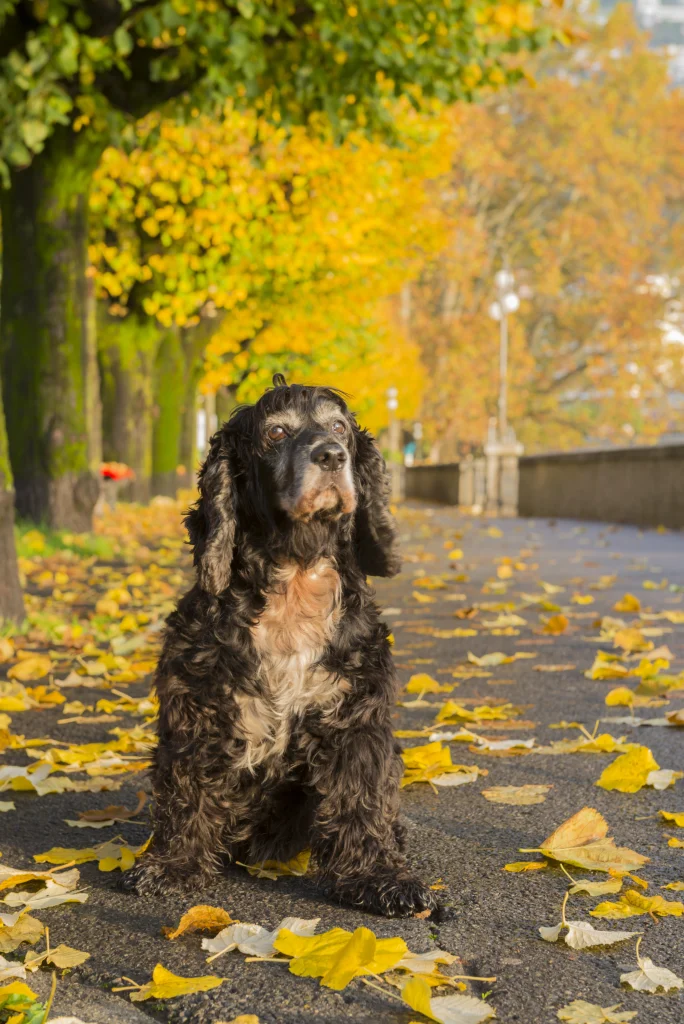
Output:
[{"xmin": 128, "ymin": 375, "xmax": 444, "ymax": 917}]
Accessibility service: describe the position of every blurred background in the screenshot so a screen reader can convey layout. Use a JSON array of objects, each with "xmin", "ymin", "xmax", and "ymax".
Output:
[{"xmin": 0, "ymin": 0, "xmax": 683, "ymax": 622}]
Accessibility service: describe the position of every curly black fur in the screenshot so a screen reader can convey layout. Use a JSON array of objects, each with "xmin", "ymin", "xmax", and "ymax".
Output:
[{"xmin": 127, "ymin": 379, "xmax": 441, "ymax": 917}]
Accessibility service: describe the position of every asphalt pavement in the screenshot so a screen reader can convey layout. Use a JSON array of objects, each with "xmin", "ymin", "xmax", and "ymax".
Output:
[{"xmin": 3, "ymin": 504, "xmax": 684, "ymax": 1024}]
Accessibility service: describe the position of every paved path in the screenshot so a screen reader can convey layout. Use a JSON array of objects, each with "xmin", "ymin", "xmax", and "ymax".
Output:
[{"xmin": 3, "ymin": 505, "xmax": 684, "ymax": 1024}]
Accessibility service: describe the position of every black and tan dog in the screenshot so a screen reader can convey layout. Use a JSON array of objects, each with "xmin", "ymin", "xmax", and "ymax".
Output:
[{"xmin": 128, "ymin": 375, "xmax": 444, "ymax": 917}]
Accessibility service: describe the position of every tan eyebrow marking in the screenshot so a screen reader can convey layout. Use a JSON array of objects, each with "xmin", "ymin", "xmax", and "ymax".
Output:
[
  {"xmin": 264, "ymin": 409, "xmax": 303, "ymax": 432},
  {"xmin": 314, "ymin": 398, "xmax": 345, "ymax": 423}
]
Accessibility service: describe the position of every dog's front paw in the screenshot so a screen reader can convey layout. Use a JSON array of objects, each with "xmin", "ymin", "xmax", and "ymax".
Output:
[
  {"xmin": 119, "ymin": 857, "xmax": 211, "ymax": 898},
  {"xmin": 327, "ymin": 869, "xmax": 440, "ymax": 918}
]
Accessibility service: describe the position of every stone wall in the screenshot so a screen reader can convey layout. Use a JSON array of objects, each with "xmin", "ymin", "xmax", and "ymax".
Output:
[
  {"xmin": 518, "ymin": 444, "xmax": 684, "ymax": 529},
  {"xmin": 404, "ymin": 462, "xmax": 460, "ymax": 505}
]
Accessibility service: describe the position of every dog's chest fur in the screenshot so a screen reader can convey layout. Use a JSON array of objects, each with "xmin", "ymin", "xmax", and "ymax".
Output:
[{"xmin": 235, "ymin": 559, "xmax": 346, "ymax": 770}]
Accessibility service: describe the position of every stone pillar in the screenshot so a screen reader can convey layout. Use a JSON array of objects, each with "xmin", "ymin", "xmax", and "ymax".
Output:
[
  {"xmin": 458, "ymin": 454, "xmax": 474, "ymax": 509},
  {"xmin": 473, "ymin": 457, "xmax": 486, "ymax": 514}
]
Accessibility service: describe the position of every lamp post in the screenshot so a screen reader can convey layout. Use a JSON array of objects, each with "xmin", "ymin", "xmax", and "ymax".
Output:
[
  {"xmin": 485, "ymin": 268, "xmax": 523, "ymax": 515},
  {"xmin": 488, "ymin": 269, "xmax": 520, "ymax": 443},
  {"xmin": 386, "ymin": 386, "xmax": 402, "ymax": 500}
]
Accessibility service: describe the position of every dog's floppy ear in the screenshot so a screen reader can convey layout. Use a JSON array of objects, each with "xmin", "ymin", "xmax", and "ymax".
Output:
[
  {"xmin": 352, "ymin": 426, "xmax": 401, "ymax": 578},
  {"xmin": 184, "ymin": 428, "xmax": 237, "ymax": 596}
]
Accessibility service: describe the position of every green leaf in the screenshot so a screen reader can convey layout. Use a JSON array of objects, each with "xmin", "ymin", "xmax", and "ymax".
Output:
[
  {"xmin": 113, "ymin": 26, "xmax": 133, "ymax": 57},
  {"xmin": 20, "ymin": 119, "xmax": 49, "ymax": 151}
]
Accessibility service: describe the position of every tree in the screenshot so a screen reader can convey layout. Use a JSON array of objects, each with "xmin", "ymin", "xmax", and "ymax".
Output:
[
  {"xmin": 0, "ymin": 0, "xmax": 558, "ymax": 526},
  {"xmin": 89, "ymin": 100, "xmax": 449, "ymax": 492},
  {"xmin": 411, "ymin": 5, "xmax": 684, "ymax": 453},
  {"xmin": 0, "ymin": 377, "xmax": 24, "ymax": 621}
]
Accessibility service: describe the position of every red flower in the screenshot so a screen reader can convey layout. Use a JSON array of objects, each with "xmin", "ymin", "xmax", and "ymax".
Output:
[{"xmin": 100, "ymin": 462, "xmax": 135, "ymax": 482}]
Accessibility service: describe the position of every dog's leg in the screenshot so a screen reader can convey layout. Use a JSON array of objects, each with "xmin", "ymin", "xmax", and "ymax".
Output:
[
  {"xmin": 248, "ymin": 781, "xmax": 316, "ymax": 865},
  {"xmin": 123, "ymin": 675, "xmax": 243, "ymax": 898},
  {"xmin": 310, "ymin": 725, "xmax": 439, "ymax": 918},
  {"xmin": 123, "ymin": 747, "xmax": 231, "ymax": 896}
]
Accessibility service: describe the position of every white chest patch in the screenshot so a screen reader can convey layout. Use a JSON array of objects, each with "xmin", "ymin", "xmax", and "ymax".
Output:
[{"xmin": 235, "ymin": 559, "xmax": 347, "ymax": 771}]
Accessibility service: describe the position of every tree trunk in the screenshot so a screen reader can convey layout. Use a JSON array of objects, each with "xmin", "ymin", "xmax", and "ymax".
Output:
[
  {"xmin": 152, "ymin": 329, "xmax": 185, "ymax": 497},
  {"xmin": 215, "ymin": 385, "xmax": 238, "ymax": 427},
  {"xmin": 0, "ymin": 381, "xmax": 25, "ymax": 622},
  {"xmin": 0, "ymin": 127, "xmax": 104, "ymax": 530},
  {"xmin": 176, "ymin": 321, "xmax": 220, "ymax": 490},
  {"xmin": 99, "ymin": 310, "xmax": 163, "ymax": 503}
]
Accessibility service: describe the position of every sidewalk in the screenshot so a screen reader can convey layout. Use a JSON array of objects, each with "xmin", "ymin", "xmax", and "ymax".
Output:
[{"xmin": 1, "ymin": 504, "xmax": 683, "ymax": 1024}]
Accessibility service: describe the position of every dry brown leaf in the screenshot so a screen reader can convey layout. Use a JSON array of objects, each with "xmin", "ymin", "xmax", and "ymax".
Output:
[
  {"xmin": 74, "ymin": 790, "xmax": 147, "ymax": 824},
  {"xmin": 163, "ymin": 904, "xmax": 235, "ymax": 939}
]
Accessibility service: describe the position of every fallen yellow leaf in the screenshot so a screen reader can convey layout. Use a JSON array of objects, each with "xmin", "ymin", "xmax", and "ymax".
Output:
[
  {"xmin": 482, "ymin": 785, "xmax": 552, "ymax": 805},
  {"xmin": 242, "ymin": 849, "xmax": 311, "ymax": 879},
  {"xmin": 543, "ymin": 614, "xmax": 568, "ymax": 635},
  {"xmin": 274, "ymin": 926, "xmax": 407, "ymax": 990},
  {"xmin": 596, "ymin": 745, "xmax": 659, "ymax": 793},
  {"xmin": 503, "ymin": 861, "xmax": 549, "ymax": 873},
  {"xmin": 405, "ymin": 674, "xmax": 452, "ymax": 695},
  {"xmin": 659, "ymin": 811, "xmax": 684, "ymax": 828},
  {"xmin": 614, "ymin": 594, "xmax": 641, "ymax": 613},
  {"xmin": 522, "ymin": 807, "xmax": 648, "ymax": 872},
  {"xmin": 122, "ymin": 964, "xmax": 226, "ymax": 1001},
  {"xmin": 590, "ymin": 889, "xmax": 684, "ymax": 919},
  {"xmin": 7, "ymin": 656, "xmax": 52, "ymax": 682}
]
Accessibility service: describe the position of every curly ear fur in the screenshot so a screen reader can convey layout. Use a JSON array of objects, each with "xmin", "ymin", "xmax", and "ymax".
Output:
[
  {"xmin": 353, "ymin": 427, "xmax": 401, "ymax": 578},
  {"xmin": 184, "ymin": 429, "xmax": 236, "ymax": 595}
]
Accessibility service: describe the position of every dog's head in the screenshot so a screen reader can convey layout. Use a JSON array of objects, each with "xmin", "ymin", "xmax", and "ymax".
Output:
[{"xmin": 185, "ymin": 376, "xmax": 401, "ymax": 595}]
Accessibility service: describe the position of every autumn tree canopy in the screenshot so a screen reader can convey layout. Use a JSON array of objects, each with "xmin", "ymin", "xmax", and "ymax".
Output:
[
  {"xmin": 411, "ymin": 5, "xmax": 684, "ymax": 455},
  {"xmin": 0, "ymin": 0, "xmax": 558, "ymax": 536},
  {"xmin": 87, "ymin": 99, "xmax": 448, "ymax": 496}
]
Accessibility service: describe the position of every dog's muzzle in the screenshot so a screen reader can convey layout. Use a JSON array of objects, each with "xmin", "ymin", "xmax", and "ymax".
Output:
[{"xmin": 281, "ymin": 441, "xmax": 357, "ymax": 520}]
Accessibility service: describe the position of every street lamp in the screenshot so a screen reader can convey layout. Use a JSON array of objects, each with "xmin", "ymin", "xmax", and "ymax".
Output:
[
  {"xmin": 489, "ymin": 268, "xmax": 520, "ymax": 443},
  {"xmin": 386, "ymin": 387, "xmax": 402, "ymax": 499}
]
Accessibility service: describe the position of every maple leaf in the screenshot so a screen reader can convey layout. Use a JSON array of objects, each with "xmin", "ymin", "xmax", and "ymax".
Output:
[
  {"xmin": 590, "ymin": 889, "xmax": 684, "ymax": 919},
  {"xmin": 0, "ymin": 954, "xmax": 26, "ymax": 982},
  {"xmin": 0, "ymin": 915, "xmax": 44, "ymax": 954},
  {"xmin": 241, "ymin": 850, "xmax": 311, "ymax": 880},
  {"xmin": 117, "ymin": 964, "xmax": 226, "ymax": 1001},
  {"xmin": 274, "ymin": 925, "xmax": 407, "ymax": 990},
  {"xmin": 522, "ymin": 807, "xmax": 648, "ymax": 872},
  {"xmin": 66, "ymin": 790, "xmax": 148, "ymax": 829},
  {"xmin": 395, "ymin": 948, "xmax": 458, "ymax": 976},
  {"xmin": 556, "ymin": 999, "xmax": 636, "ymax": 1023},
  {"xmin": 400, "ymin": 741, "xmax": 485, "ymax": 789},
  {"xmin": 203, "ymin": 917, "xmax": 320, "ymax": 961},
  {"xmin": 539, "ymin": 918, "xmax": 640, "ymax": 950},
  {"xmin": 402, "ymin": 977, "xmax": 494, "ymax": 1023},
  {"xmin": 24, "ymin": 943, "xmax": 90, "ymax": 971},
  {"xmin": 619, "ymin": 938, "xmax": 683, "ymax": 993},
  {"xmin": 659, "ymin": 810, "xmax": 684, "ymax": 827},
  {"xmin": 163, "ymin": 905, "xmax": 235, "ymax": 940}
]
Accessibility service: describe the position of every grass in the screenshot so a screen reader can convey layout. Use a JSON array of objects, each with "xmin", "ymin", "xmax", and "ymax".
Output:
[{"xmin": 15, "ymin": 522, "xmax": 115, "ymax": 561}]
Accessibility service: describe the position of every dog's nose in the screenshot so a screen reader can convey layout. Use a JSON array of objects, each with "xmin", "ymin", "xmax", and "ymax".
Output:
[{"xmin": 311, "ymin": 442, "xmax": 347, "ymax": 472}]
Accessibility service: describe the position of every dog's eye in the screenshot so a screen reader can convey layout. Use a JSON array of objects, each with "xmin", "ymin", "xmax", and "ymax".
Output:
[
  {"xmin": 332, "ymin": 420, "xmax": 347, "ymax": 435},
  {"xmin": 267, "ymin": 425, "xmax": 287, "ymax": 442}
]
